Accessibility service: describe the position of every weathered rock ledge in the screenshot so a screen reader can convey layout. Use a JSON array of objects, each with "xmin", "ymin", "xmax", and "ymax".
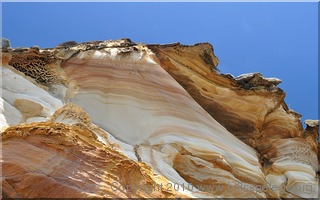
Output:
[{"xmin": 1, "ymin": 39, "xmax": 318, "ymax": 198}]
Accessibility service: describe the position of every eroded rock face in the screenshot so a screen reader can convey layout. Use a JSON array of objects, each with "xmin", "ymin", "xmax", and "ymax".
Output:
[
  {"xmin": 2, "ymin": 121, "xmax": 192, "ymax": 198},
  {"xmin": 1, "ymin": 39, "xmax": 318, "ymax": 198}
]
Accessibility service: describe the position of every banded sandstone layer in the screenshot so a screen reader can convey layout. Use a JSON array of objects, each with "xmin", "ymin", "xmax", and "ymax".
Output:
[{"xmin": 1, "ymin": 39, "xmax": 319, "ymax": 198}]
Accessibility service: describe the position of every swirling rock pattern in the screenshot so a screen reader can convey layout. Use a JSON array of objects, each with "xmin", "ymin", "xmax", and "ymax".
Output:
[{"xmin": 1, "ymin": 39, "xmax": 318, "ymax": 198}]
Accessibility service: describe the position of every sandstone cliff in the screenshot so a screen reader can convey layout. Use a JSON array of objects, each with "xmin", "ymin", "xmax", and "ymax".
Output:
[{"xmin": 1, "ymin": 39, "xmax": 318, "ymax": 198}]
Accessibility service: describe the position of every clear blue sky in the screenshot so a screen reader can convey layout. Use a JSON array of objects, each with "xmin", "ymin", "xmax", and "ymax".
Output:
[{"xmin": 2, "ymin": 2, "xmax": 318, "ymax": 126}]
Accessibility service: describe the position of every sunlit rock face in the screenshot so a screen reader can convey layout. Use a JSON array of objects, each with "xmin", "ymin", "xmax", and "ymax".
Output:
[
  {"xmin": 1, "ymin": 39, "xmax": 318, "ymax": 198},
  {"xmin": 149, "ymin": 43, "xmax": 319, "ymax": 198}
]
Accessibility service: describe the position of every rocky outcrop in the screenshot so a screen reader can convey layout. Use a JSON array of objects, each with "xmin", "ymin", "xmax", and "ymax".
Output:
[
  {"xmin": 1, "ymin": 38, "xmax": 11, "ymax": 48},
  {"xmin": 149, "ymin": 43, "xmax": 319, "ymax": 198},
  {"xmin": 1, "ymin": 39, "xmax": 318, "ymax": 198}
]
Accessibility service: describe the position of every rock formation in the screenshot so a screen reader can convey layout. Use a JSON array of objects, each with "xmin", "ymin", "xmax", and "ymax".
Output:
[{"xmin": 1, "ymin": 39, "xmax": 318, "ymax": 198}]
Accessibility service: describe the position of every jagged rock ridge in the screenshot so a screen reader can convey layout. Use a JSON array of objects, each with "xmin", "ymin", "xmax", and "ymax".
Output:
[{"xmin": 1, "ymin": 39, "xmax": 318, "ymax": 198}]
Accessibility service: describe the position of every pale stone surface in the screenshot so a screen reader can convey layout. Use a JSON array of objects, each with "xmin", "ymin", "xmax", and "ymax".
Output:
[
  {"xmin": 1, "ymin": 39, "xmax": 318, "ymax": 198},
  {"xmin": 305, "ymin": 119, "xmax": 319, "ymax": 127}
]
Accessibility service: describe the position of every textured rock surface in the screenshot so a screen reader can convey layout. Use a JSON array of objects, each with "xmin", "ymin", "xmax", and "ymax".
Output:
[{"xmin": 1, "ymin": 39, "xmax": 318, "ymax": 198}]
